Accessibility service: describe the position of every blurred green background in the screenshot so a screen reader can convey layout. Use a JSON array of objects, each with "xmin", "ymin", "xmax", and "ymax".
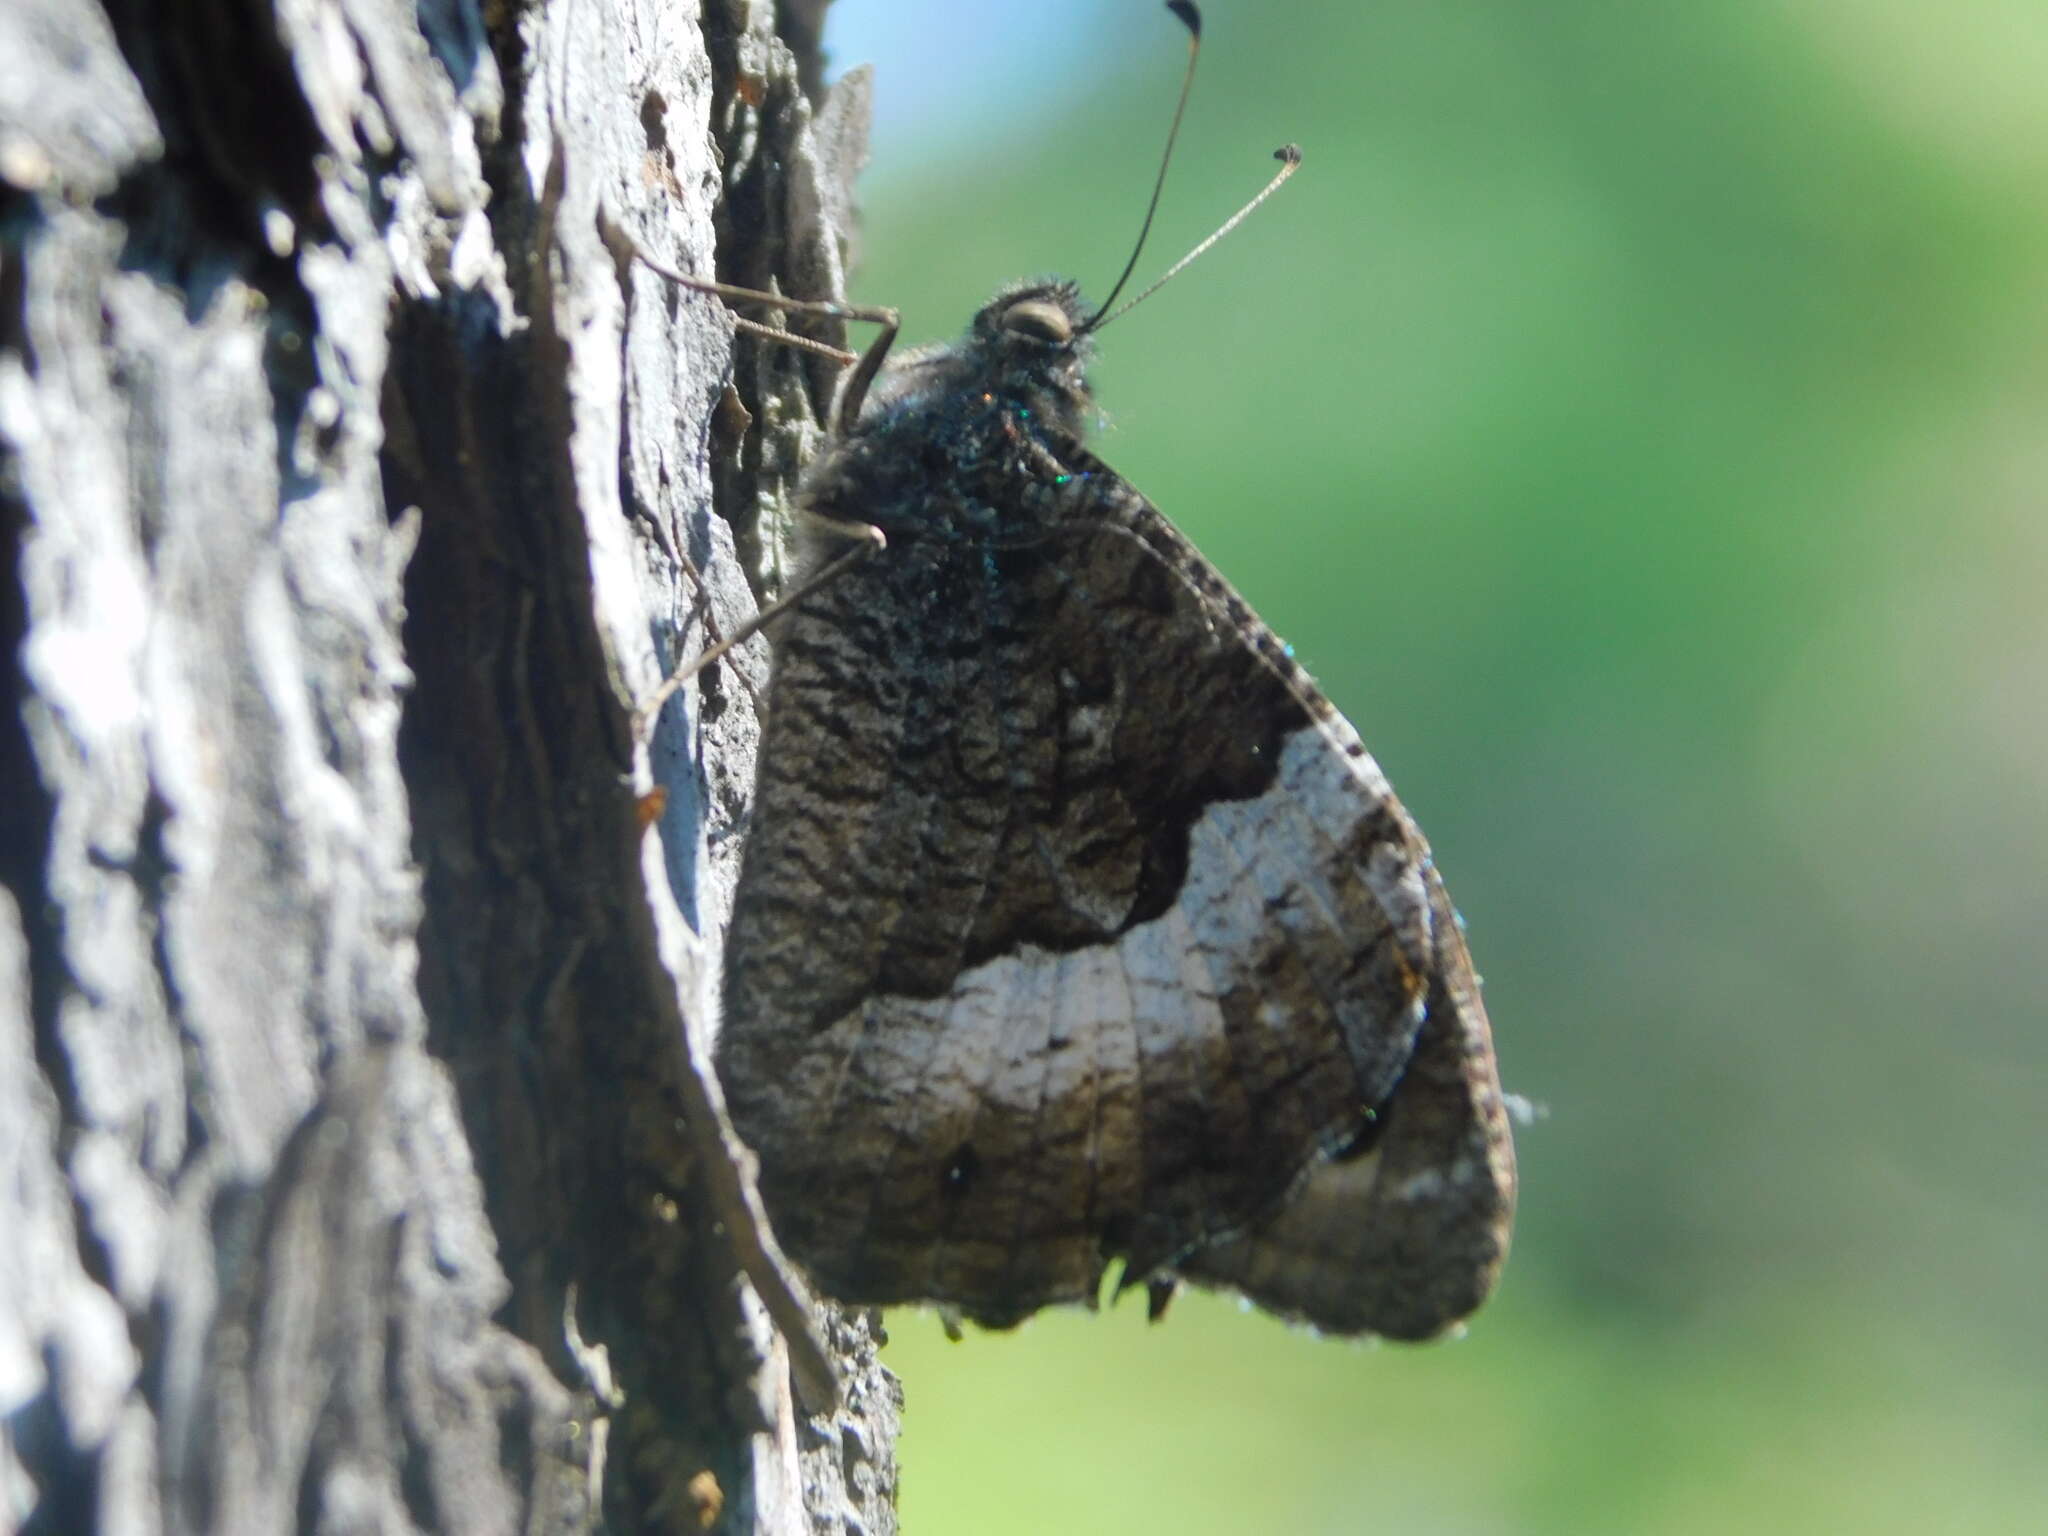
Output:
[{"xmin": 816, "ymin": 1, "xmax": 2048, "ymax": 1530}]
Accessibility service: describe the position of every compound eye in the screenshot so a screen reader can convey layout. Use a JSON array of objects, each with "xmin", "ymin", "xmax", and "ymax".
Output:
[{"xmin": 1000, "ymin": 298, "xmax": 1073, "ymax": 344}]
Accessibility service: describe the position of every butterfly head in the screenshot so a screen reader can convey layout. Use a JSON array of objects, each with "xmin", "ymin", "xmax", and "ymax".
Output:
[
  {"xmin": 859, "ymin": 278, "xmax": 1098, "ymax": 444},
  {"xmin": 959, "ymin": 278, "xmax": 1099, "ymax": 438}
]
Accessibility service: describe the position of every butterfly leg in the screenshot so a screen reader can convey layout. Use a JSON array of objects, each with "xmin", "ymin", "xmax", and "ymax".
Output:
[
  {"xmin": 621, "ymin": 237, "xmax": 900, "ymax": 737},
  {"xmin": 623, "ymin": 237, "xmax": 901, "ymax": 429},
  {"xmin": 635, "ymin": 519, "xmax": 885, "ymax": 742}
]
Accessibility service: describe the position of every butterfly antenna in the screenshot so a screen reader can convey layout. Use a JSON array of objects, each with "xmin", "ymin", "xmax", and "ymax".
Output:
[
  {"xmin": 1082, "ymin": 1, "xmax": 1205, "ymax": 330},
  {"xmin": 1089, "ymin": 143, "xmax": 1302, "ymax": 332}
]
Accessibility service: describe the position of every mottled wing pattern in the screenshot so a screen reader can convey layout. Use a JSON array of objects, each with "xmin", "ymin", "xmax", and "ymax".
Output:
[
  {"xmin": 720, "ymin": 445, "xmax": 1514, "ymax": 1333},
  {"xmin": 1174, "ymin": 864, "xmax": 1515, "ymax": 1338}
]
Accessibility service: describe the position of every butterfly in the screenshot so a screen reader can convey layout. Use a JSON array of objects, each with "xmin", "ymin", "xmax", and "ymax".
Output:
[
  {"xmin": 706, "ymin": 1, "xmax": 1513, "ymax": 1343},
  {"xmin": 714, "ymin": 268, "xmax": 1515, "ymax": 1338}
]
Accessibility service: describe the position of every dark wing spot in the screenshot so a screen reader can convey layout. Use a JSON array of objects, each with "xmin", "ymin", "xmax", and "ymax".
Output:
[
  {"xmin": 1333, "ymin": 1101, "xmax": 1390, "ymax": 1164},
  {"xmin": 1123, "ymin": 552, "xmax": 1177, "ymax": 616},
  {"xmin": 941, "ymin": 1142, "xmax": 982, "ymax": 1199}
]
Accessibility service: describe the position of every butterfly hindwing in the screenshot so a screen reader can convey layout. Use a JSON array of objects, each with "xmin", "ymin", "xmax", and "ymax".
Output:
[{"xmin": 1176, "ymin": 863, "xmax": 1516, "ymax": 1338}]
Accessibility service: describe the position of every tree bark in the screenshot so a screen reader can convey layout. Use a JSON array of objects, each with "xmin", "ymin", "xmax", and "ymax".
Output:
[{"xmin": 0, "ymin": 2, "xmax": 897, "ymax": 1532}]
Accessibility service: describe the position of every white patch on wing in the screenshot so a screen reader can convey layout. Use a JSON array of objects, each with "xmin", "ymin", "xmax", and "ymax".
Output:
[
  {"xmin": 1281, "ymin": 723, "xmax": 1434, "ymax": 975},
  {"xmin": 804, "ymin": 723, "xmax": 1434, "ymax": 1291}
]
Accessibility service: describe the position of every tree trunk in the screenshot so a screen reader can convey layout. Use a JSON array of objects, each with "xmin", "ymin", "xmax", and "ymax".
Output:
[{"xmin": 0, "ymin": 2, "xmax": 897, "ymax": 1532}]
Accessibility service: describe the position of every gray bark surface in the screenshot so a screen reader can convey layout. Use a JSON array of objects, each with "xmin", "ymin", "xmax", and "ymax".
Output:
[{"xmin": 0, "ymin": 2, "xmax": 897, "ymax": 1532}]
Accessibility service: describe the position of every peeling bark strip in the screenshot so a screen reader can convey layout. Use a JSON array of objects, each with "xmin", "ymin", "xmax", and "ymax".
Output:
[{"xmin": 0, "ymin": 2, "xmax": 896, "ymax": 1532}]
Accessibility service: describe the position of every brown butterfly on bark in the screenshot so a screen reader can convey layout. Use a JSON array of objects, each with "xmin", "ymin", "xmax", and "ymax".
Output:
[{"xmin": 660, "ymin": 0, "xmax": 1515, "ymax": 1341}]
